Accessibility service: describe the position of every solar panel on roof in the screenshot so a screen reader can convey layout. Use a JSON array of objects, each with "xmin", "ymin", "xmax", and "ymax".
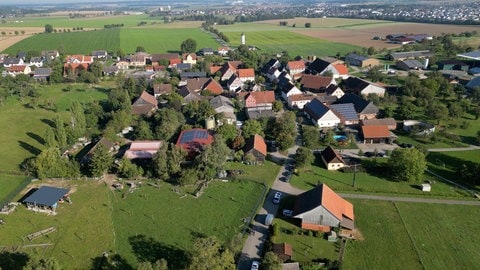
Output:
[{"xmin": 330, "ymin": 103, "xmax": 358, "ymax": 121}]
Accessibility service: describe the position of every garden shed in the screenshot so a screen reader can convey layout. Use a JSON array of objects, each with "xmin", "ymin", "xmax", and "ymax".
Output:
[
  {"xmin": 421, "ymin": 184, "xmax": 431, "ymax": 192},
  {"xmin": 23, "ymin": 186, "xmax": 69, "ymax": 214}
]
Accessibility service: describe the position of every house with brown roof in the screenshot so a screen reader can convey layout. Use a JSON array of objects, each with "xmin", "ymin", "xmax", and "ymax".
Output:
[
  {"xmin": 243, "ymin": 134, "xmax": 267, "ymax": 163},
  {"xmin": 128, "ymin": 53, "xmax": 147, "ymax": 67},
  {"xmin": 131, "ymin": 91, "xmax": 158, "ymax": 116},
  {"xmin": 182, "ymin": 53, "xmax": 197, "ymax": 65},
  {"xmin": 153, "ymin": 83, "xmax": 173, "ymax": 97},
  {"xmin": 237, "ymin": 68, "xmax": 255, "ymax": 82},
  {"xmin": 293, "ymin": 184, "xmax": 354, "ymax": 232},
  {"xmin": 182, "ymin": 77, "xmax": 223, "ymax": 95},
  {"xmin": 81, "ymin": 137, "xmax": 115, "ymax": 164},
  {"xmin": 220, "ymin": 61, "xmax": 242, "ymax": 81},
  {"xmin": 272, "ymin": 243, "xmax": 293, "ymax": 262},
  {"xmin": 341, "ymin": 76, "xmax": 385, "ymax": 97},
  {"xmin": 321, "ymin": 146, "xmax": 345, "ymax": 171},
  {"xmin": 300, "ymin": 75, "xmax": 336, "ymax": 93},
  {"xmin": 361, "ymin": 118, "xmax": 397, "ymax": 130},
  {"xmin": 7, "ymin": 65, "xmax": 31, "ymax": 76},
  {"xmin": 361, "ymin": 125, "xmax": 392, "ymax": 144},
  {"xmin": 243, "ymin": 91, "xmax": 275, "ymax": 111},
  {"xmin": 124, "ymin": 140, "xmax": 163, "ymax": 159},
  {"xmin": 286, "ymin": 60, "xmax": 306, "ymax": 76}
]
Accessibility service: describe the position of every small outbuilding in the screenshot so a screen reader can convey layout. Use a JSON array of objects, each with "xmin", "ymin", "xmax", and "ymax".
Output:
[
  {"xmin": 421, "ymin": 184, "xmax": 431, "ymax": 192},
  {"xmin": 23, "ymin": 186, "xmax": 70, "ymax": 214},
  {"xmin": 321, "ymin": 146, "xmax": 345, "ymax": 171},
  {"xmin": 272, "ymin": 242, "xmax": 293, "ymax": 262}
]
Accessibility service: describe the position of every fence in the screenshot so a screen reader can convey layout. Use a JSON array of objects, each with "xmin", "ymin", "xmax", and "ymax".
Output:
[
  {"xmin": 0, "ymin": 176, "xmax": 32, "ymax": 209},
  {"xmin": 241, "ymin": 180, "xmax": 268, "ymax": 235}
]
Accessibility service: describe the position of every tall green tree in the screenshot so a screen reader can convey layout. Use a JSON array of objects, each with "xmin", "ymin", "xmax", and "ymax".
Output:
[
  {"xmin": 118, "ymin": 158, "xmax": 143, "ymax": 179},
  {"xmin": 54, "ymin": 115, "xmax": 67, "ymax": 149},
  {"xmin": 274, "ymin": 111, "xmax": 297, "ymax": 150},
  {"xmin": 44, "ymin": 24, "xmax": 53, "ymax": 33},
  {"xmin": 180, "ymin": 38, "xmax": 197, "ymax": 53},
  {"xmin": 167, "ymin": 143, "xmax": 187, "ymax": 176},
  {"xmin": 152, "ymin": 143, "xmax": 169, "ymax": 180},
  {"xmin": 242, "ymin": 119, "xmax": 263, "ymax": 138},
  {"xmin": 154, "ymin": 108, "xmax": 185, "ymax": 141},
  {"xmin": 34, "ymin": 148, "xmax": 79, "ymax": 179},
  {"xmin": 195, "ymin": 135, "xmax": 230, "ymax": 180},
  {"xmin": 89, "ymin": 144, "xmax": 114, "ymax": 177},
  {"xmin": 187, "ymin": 237, "xmax": 235, "ymax": 270},
  {"xmin": 43, "ymin": 127, "xmax": 58, "ymax": 148},
  {"xmin": 70, "ymin": 101, "xmax": 86, "ymax": 138},
  {"xmin": 295, "ymin": 147, "xmax": 314, "ymax": 168},
  {"xmin": 261, "ymin": 251, "xmax": 282, "ymax": 270},
  {"xmin": 134, "ymin": 120, "xmax": 154, "ymax": 140},
  {"xmin": 387, "ymin": 148, "xmax": 426, "ymax": 183}
]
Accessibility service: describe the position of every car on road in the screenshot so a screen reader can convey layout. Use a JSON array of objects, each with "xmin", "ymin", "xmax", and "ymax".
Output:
[
  {"xmin": 282, "ymin": 209, "xmax": 293, "ymax": 217},
  {"xmin": 273, "ymin": 192, "xmax": 282, "ymax": 204},
  {"xmin": 251, "ymin": 261, "xmax": 260, "ymax": 270},
  {"xmin": 364, "ymin": 151, "xmax": 375, "ymax": 157}
]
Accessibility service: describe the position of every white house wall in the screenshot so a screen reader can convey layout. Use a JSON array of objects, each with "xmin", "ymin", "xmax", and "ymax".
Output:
[
  {"xmin": 294, "ymin": 206, "xmax": 340, "ymax": 227},
  {"xmin": 361, "ymin": 85, "xmax": 385, "ymax": 97},
  {"xmin": 317, "ymin": 110, "xmax": 341, "ymax": 127}
]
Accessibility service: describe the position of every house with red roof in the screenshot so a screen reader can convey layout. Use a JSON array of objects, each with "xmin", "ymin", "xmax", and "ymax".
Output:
[
  {"xmin": 182, "ymin": 53, "xmax": 197, "ymax": 65},
  {"xmin": 300, "ymin": 75, "xmax": 336, "ymax": 93},
  {"xmin": 293, "ymin": 184, "xmax": 354, "ymax": 233},
  {"xmin": 220, "ymin": 61, "xmax": 242, "ymax": 81},
  {"xmin": 65, "ymin": 55, "xmax": 93, "ymax": 64},
  {"xmin": 286, "ymin": 60, "xmax": 306, "ymax": 76},
  {"xmin": 176, "ymin": 128, "xmax": 214, "ymax": 156},
  {"xmin": 243, "ymin": 91, "xmax": 275, "ymax": 111},
  {"xmin": 7, "ymin": 65, "xmax": 31, "ymax": 76},
  {"xmin": 124, "ymin": 141, "xmax": 163, "ymax": 159},
  {"xmin": 361, "ymin": 125, "xmax": 393, "ymax": 144},
  {"xmin": 243, "ymin": 134, "xmax": 267, "ymax": 163},
  {"xmin": 218, "ymin": 47, "xmax": 230, "ymax": 56},
  {"xmin": 169, "ymin": 58, "xmax": 182, "ymax": 68},
  {"xmin": 153, "ymin": 83, "xmax": 173, "ymax": 97},
  {"xmin": 333, "ymin": 64, "xmax": 349, "ymax": 79},
  {"xmin": 131, "ymin": 91, "xmax": 158, "ymax": 116},
  {"xmin": 237, "ymin": 68, "xmax": 255, "ymax": 82},
  {"xmin": 287, "ymin": 93, "xmax": 316, "ymax": 110}
]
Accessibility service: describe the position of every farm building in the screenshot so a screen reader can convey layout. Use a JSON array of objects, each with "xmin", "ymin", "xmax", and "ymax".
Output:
[
  {"xmin": 293, "ymin": 184, "xmax": 354, "ymax": 233},
  {"xmin": 243, "ymin": 134, "xmax": 267, "ymax": 163},
  {"xmin": 329, "ymin": 103, "xmax": 359, "ymax": 125},
  {"xmin": 304, "ymin": 98, "xmax": 341, "ymax": 128},
  {"xmin": 361, "ymin": 118, "xmax": 397, "ymax": 130},
  {"xmin": 321, "ymin": 146, "xmax": 346, "ymax": 171},
  {"xmin": 345, "ymin": 53, "xmax": 380, "ymax": 68},
  {"xmin": 176, "ymin": 128, "xmax": 214, "ymax": 156},
  {"xmin": 23, "ymin": 186, "xmax": 70, "ymax": 214},
  {"xmin": 124, "ymin": 141, "xmax": 163, "ymax": 159},
  {"xmin": 341, "ymin": 76, "xmax": 385, "ymax": 97},
  {"xmin": 361, "ymin": 125, "xmax": 395, "ymax": 144},
  {"xmin": 396, "ymin": 59, "xmax": 425, "ymax": 71},
  {"xmin": 457, "ymin": 50, "xmax": 480, "ymax": 61},
  {"xmin": 272, "ymin": 243, "xmax": 293, "ymax": 262},
  {"xmin": 335, "ymin": 93, "xmax": 379, "ymax": 120},
  {"xmin": 387, "ymin": 50, "xmax": 432, "ymax": 61},
  {"xmin": 437, "ymin": 60, "xmax": 469, "ymax": 72},
  {"xmin": 131, "ymin": 91, "xmax": 158, "ymax": 116}
]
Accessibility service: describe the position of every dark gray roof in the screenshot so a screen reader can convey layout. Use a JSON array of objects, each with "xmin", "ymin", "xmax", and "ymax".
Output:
[
  {"xmin": 23, "ymin": 186, "xmax": 69, "ymax": 207},
  {"xmin": 329, "ymin": 103, "xmax": 359, "ymax": 121},
  {"xmin": 175, "ymin": 63, "xmax": 192, "ymax": 70},
  {"xmin": 388, "ymin": 50, "xmax": 432, "ymax": 60},
  {"xmin": 209, "ymin": 95, "xmax": 234, "ymax": 110},
  {"xmin": 307, "ymin": 58, "xmax": 330, "ymax": 74},
  {"xmin": 346, "ymin": 53, "xmax": 368, "ymax": 62},
  {"xmin": 180, "ymin": 71, "xmax": 206, "ymax": 79},
  {"xmin": 457, "ymin": 50, "xmax": 480, "ymax": 60},
  {"xmin": 293, "ymin": 185, "xmax": 324, "ymax": 217},
  {"xmin": 397, "ymin": 59, "xmax": 424, "ymax": 69},
  {"xmin": 33, "ymin": 68, "xmax": 52, "ymax": 76},
  {"xmin": 336, "ymin": 93, "xmax": 379, "ymax": 115},
  {"xmin": 3, "ymin": 57, "xmax": 22, "ymax": 65},
  {"xmin": 304, "ymin": 98, "xmax": 330, "ymax": 120}
]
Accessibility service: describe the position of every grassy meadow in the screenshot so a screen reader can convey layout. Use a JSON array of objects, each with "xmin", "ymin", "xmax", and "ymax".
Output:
[{"xmin": 343, "ymin": 200, "xmax": 480, "ymax": 269}]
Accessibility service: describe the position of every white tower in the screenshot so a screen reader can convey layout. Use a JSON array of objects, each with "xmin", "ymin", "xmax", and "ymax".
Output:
[{"xmin": 241, "ymin": 32, "xmax": 245, "ymax": 45}]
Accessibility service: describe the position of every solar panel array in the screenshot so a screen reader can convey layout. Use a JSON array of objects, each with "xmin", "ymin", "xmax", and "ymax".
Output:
[
  {"xmin": 179, "ymin": 129, "xmax": 209, "ymax": 144},
  {"xmin": 329, "ymin": 103, "xmax": 358, "ymax": 121}
]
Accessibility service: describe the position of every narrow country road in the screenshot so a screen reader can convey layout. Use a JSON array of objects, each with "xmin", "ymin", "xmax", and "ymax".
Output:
[
  {"xmin": 338, "ymin": 193, "xmax": 480, "ymax": 205},
  {"xmin": 427, "ymin": 144, "xmax": 480, "ymax": 152}
]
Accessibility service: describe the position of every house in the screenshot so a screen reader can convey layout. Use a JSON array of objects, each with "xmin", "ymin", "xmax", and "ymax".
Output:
[
  {"xmin": 153, "ymin": 83, "xmax": 173, "ymax": 97},
  {"xmin": 227, "ymin": 74, "xmax": 245, "ymax": 91},
  {"xmin": 237, "ymin": 68, "xmax": 255, "ymax": 82},
  {"xmin": 182, "ymin": 77, "xmax": 223, "ymax": 95},
  {"xmin": 115, "ymin": 61, "xmax": 130, "ymax": 70},
  {"xmin": 307, "ymin": 58, "xmax": 339, "ymax": 77},
  {"xmin": 272, "ymin": 243, "xmax": 293, "ymax": 262},
  {"xmin": 243, "ymin": 91, "xmax": 275, "ymax": 111},
  {"xmin": 176, "ymin": 128, "xmax": 214, "ymax": 155},
  {"xmin": 345, "ymin": 53, "xmax": 380, "ymax": 68},
  {"xmin": 261, "ymin": 58, "xmax": 282, "ymax": 81},
  {"xmin": 124, "ymin": 140, "xmax": 163, "ymax": 159},
  {"xmin": 457, "ymin": 50, "xmax": 480, "ymax": 61},
  {"xmin": 217, "ymin": 47, "xmax": 230, "ymax": 56},
  {"xmin": 341, "ymin": 76, "xmax": 385, "ymax": 97},
  {"xmin": 243, "ymin": 134, "xmax": 267, "ymax": 163},
  {"xmin": 466, "ymin": 76, "xmax": 480, "ymax": 89},
  {"xmin": 7, "ymin": 65, "xmax": 31, "ymax": 76},
  {"xmin": 41, "ymin": 50, "xmax": 59, "ymax": 60},
  {"xmin": 220, "ymin": 61, "xmax": 242, "ymax": 81},
  {"xmin": 246, "ymin": 110, "xmax": 275, "ymax": 120},
  {"xmin": 325, "ymin": 84, "xmax": 345, "ymax": 99},
  {"xmin": 361, "ymin": 118, "xmax": 397, "ymax": 130},
  {"xmin": 178, "ymin": 86, "xmax": 204, "ymax": 103},
  {"xmin": 300, "ymin": 75, "xmax": 336, "ymax": 93},
  {"xmin": 102, "ymin": 65, "xmax": 120, "ymax": 76},
  {"xmin": 23, "ymin": 186, "xmax": 70, "ymax": 214},
  {"xmin": 180, "ymin": 71, "xmax": 207, "ymax": 80},
  {"xmin": 389, "ymin": 37, "xmax": 416, "ymax": 45},
  {"xmin": 131, "ymin": 91, "xmax": 158, "ymax": 116},
  {"xmin": 329, "ymin": 103, "xmax": 359, "ymax": 125},
  {"xmin": 281, "ymin": 83, "xmax": 302, "ymax": 101},
  {"xmin": 33, "ymin": 67, "xmax": 52, "ymax": 81},
  {"xmin": 29, "ymin": 57, "xmax": 44, "ymax": 68},
  {"xmin": 91, "ymin": 50, "xmax": 108, "ymax": 59},
  {"xmin": 361, "ymin": 125, "xmax": 392, "ymax": 144},
  {"xmin": 3, "ymin": 57, "xmax": 24, "ymax": 67},
  {"xmin": 65, "ymin": 55, "xmax": 93, "ymax": 64},
  {"xmin": 126, "ymin": 71, "xmax": 156, "ymax": 81},
  {"xmin": 128, "ymin": 53, "xmax": 147, "ymax": 67},
  {"xmin": 210, "ymin": 95, "xmax": 236, "ymax": 125},
  {"xmin": 286, "ymin": 60, "xmax": 306, "ymax": 76},
  {"xmin": 199, "ymin": 48, "xmax": 214, "ymax": 56},
  {"xmin": 333, "ymin": 63, "xmax": 349, "ymax": 79},
  {"xmin": 321, "ymin": 146, "xmax": 346, "ymax": 171},
  {"xmin": 387, "ymin": 50, "xmax": 432, "ymax": 61},
  {"xmin": 293, "ymin": 184, "xmax": 354, "ymax": 232},
  {"xmin": 81, "ymin": 137, "xmax": 115, "ymax": 164},
  {"xmin": 335, "ymin": 93, "xmax": 379, "ymax": 120},
  {"xmin": 304, "ymin": 98, "xmax": 341, "ymax": 128},
  {"xmin": 182, "ymin": 53, "xmax": 197, "ymax": 65},
  {"xmin": 437, "ymin": 60, "xmax": 469, "ymax": 72},
  {"xmin": 151, "ymin": 53, "xmax": 179, "ymax": 64},
  {"xmin": 287, "ymin": 94, "xmax": 315, "ymax": 109},
  {"xmin": 396, "ymin": 59, "xmax": 425, "ymax": 71}
]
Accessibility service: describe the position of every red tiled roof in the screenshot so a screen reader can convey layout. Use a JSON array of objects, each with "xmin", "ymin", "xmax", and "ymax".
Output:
[
  {"xmin": 210, "ymin": 66, "xmax": 222, "ymax": 74},
  {"xmin": 137, "ymin": 91, "xmax": 158, "ymax": 106},
  {"xmin": 333, "ymin": 64, "xmax": 348, "ymax": 75},
  {"xmin": 237, "ymin": 68, "xmax": 255, "ymax": 78},
  {"xmin": 289, "ymin": 94, "xmax": 316, "ymax": 102},
  {"xmin": 182, "ymin": 53, "xmax": 197, "ymax": 60},
  {"xmin": 204, "ymin": 79, "xmax": 223, "ymax": 95},
  {"xmin": 287, "ymin": 60, "xmax": 305, "ymax": 70},
  {"xmin": 252, "ymin": 134, "xmax": 267, "ymax": 156},
  {"xmin": 246, "ymin": 91, "xmax": 275, "ymax": 104},
  {"xmin": 169, "ymin": 58, "xmax": 182, "ymax": 65},
  {"xmin": 361, "ymin": 125, "xmax": 390, "ymax": 139},
  {"xmin": 8, "ymin": 65, "xmax": 27, "ymax": 72},
  {"xmin": 300, "ymin": 74, "xmax": 333, "ymax": 90},
  {"xmin": 320, "ymin": 184, "xmax": 354, "ymax": 221}
]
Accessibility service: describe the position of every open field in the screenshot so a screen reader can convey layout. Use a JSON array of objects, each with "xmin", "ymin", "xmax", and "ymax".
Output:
[
  {"xmin": 343, "ymin": 200, "xmax": 480, "ymax": 269},
  {"xmin": 289, "ymin": 159, "xmax": 471, "ymax": 198},
  {"xmin": 427, "ymin": 150, "xmax": 480, "ymax": 189},
  {"xmin": 0, "ymin": 174, "xmax": 28, "ymax": 203}
]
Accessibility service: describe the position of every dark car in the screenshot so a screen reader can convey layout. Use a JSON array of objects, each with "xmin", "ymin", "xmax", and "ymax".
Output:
[{"xmin": 364, "ymin": 151, "xmax": 375, "ymax": 157}]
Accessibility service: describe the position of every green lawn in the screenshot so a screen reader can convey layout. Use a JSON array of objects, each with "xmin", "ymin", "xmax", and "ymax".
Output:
[
  {"xmin": 0, "ymin": 174, "xmax": 28, "ymax": 203},
  {"xmin": 290, "ymin": 160, "xmax": 470, "ymax": 198},
  {"xmin": 343, "ymin": 200, "xmax": 480, "ymax": 270},
  {"xmin": 427, "ymin": 150, "xmax": 480, "ymax": 190},
  {"xmin": 225, "ymin": 161, "xmax": 281, "ymax": 187},
  {"xmin": 0, "ymin": 180, "xmax": 115, "ymax": 269}
]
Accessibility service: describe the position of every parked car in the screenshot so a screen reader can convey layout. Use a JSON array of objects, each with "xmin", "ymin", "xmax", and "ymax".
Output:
[
  {"xmin": 399, "ymin": 143, "xmax": 413, "ymax": 148},
  {"xmin": 251, "ymin": 261, "xmax": 260, "ymax": 270},
  {"xmin": 273, "ymin": 192, "xmax": 282, "ymax": 204},
  {"xmin": 282, "ymin": 209, "xmax": 293, "ymax": 217},
  {"xmin": 364, "ymin": 151, "xmax": 375, "ymax": 157}
]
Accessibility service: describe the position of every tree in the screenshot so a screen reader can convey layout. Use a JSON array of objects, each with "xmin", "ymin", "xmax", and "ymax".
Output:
[
  {"xmin": 178, "ymin": 168, "xmax": 198, "ymax": 186},
  {"xmin": 181, "ymin": 38, "xmax": 197, "ymax": 54},
  {"xmin": 367, "ymin": 46, "xmax": 375, "ymax": 55},
  {"xmin": 154, "ymin": 108, "xmax": 184, "ymax": 141},
  {"xmin": 43, "ymin": 127, "xmax": 57, "ymax": 148},
  {"xmin": 195, "ymin": 135, "xmax": 231, "ymax": 180},
  {"xmin": 89, "ymin": 144, "xmax": 114, "ymax": 177},
  {"xmin": 427, "ymin": 101, "xmax": 448, "ymax": 124},
  {"xmin": 295, "ymin": 147, "xmax": 314, "ymax": 168},
  {"xmin": 272, "ymin": 100, "xmax": 283, "ymax": 112},
  {"xmin": 302, "ymin": 126, "xmax": 321, "ymax": 149},
  {"xmin": 304, "ymin": 22, "xmax": 311, "ymax": 28},
  {"xmin": 54, "ymin": 115, "xmax": 67, "ymax": 149},
  {"xmin": 34, "ymin": 148, "xmax": 79, "ymax": 179},
  {"xmin": 152, "ymin": 143, "xmax": 169, "ymax": 180},
  {"xmin": 134, "ymin": 120, "xmax": 154, "ymax": 140},
  {"xmin": 242, "ymin": 119, "xmax": 263, "ymax": 138},
  {"xmin": 387, "ymin": 148, "xmax": 426, "ymax": 183},
  {"xmin": 216, "ymin": 124, "xmax": 238, "ymax": 146},
  {"xmin": 188, "ymin": 237, "xmax": 235, "ymax": 270},
  {"xmin": 44, "ymin": 24, "xmax": 53, "ymax": 33},
  {"xmin": 167, "ymin": 143, "xmax": 187, "ymax": 176},
  {"xmin": 231, "ymin": 134, "xmax": 245, "ymax": 150},
  {"xmin": 448, "ymin": 102, "xmax": 464, "ymax": 119},
  {"xmin": 273, "ymin": 111, "xmax": 296, "ymax": 150},
  {"xmin": 118, "ymin": 158, "xmax": 143, "ymax": 179},
  {"xmin": 137, "ymin": 259, "xmax": 168, "ymax": 270},
  {"xmin": 70, "ymin": 101, "xmax": 86, "ymax": 138},
  {"xmin": 136, "ymin": 46, "xmax": 146, "ymax": 52},
  {"xmin": 261, "ymin": 251, "xmax": 282, "ymax": 270}
]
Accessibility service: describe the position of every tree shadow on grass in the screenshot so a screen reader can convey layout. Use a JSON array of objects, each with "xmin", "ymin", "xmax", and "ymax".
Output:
[
  {"xmin": 41, "ymin": 118, "xmax": 55, "ymax": 128},
  {"xmin": 128, "ymin": 234, "xmax": 190, "ymax": 269},
  {"xmin": 90, "ymin": 253, "xmax": 133, "ymax": 270},
  {"xmin": 26, "ymin": 132, "xmax": 45, "ymax": 146},
  {"xmin": 0, "ymin": 251, "xmax": 29, "ymax": 270},
  {"xmin": 18, "ymin": 140, "xmax": 41, "ymax": 155}
]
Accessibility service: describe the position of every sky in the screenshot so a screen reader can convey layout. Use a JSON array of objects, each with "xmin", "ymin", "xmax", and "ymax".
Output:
[{"xmin": 1, "ymin": 0, "xmax": 123, "ymax": 5}]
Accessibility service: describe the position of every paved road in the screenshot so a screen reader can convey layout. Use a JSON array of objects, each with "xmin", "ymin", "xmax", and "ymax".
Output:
[
  {"xmin": 427, "ymin": 144, "xmax": 480, "ymax": 152},
  {"xmin": 339, "ymin": 193, "xmax": 480, "ymax": 205}
]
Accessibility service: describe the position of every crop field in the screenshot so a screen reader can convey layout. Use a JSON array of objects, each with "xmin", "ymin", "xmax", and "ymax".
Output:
[
  {"xmin": 289, "ymin": 160, "xmax": 471, "ymax": 198},
  {"xmin": 343, "ymin": 200, "xmax": 480, "ymax": 269}
]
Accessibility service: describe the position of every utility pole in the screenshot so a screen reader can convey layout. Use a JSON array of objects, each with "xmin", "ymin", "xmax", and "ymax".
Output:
[{"xmin": 350, "ymin": 163, "xmax": 361, "ymax": 187}]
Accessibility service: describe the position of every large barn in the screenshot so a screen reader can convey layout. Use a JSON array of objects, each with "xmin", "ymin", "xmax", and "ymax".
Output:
[{"xmin": 23, "ymin": 186, "xmax": 70, "ymax": 214}]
